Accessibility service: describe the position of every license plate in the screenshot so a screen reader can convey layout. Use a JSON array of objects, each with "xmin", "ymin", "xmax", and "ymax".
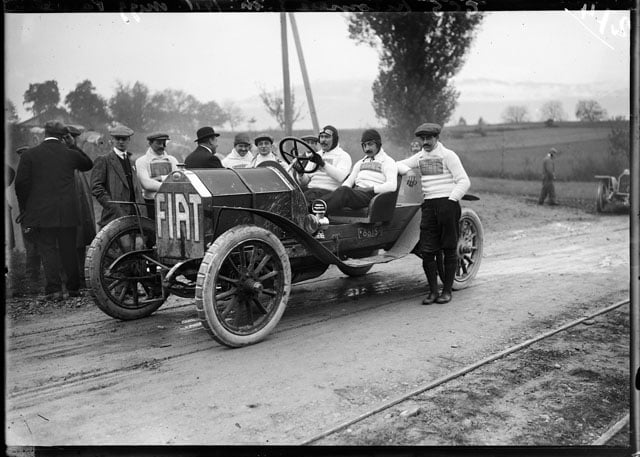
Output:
[{"xmin": 357, "ymin": 226, "xmax": 381, "ymax": 239}]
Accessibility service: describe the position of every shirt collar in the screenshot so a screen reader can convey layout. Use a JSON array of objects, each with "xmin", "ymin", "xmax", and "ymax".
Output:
[
  {"xmin": 200, "ymin": 144, "xmax": 213, "ymax": 154},
  {"xmin": 44, "ymin": 137, "xmax": 60, "ymax": 142},
  {"xmin": 146, "ymin": 147, "xmax": 166, "ymax": 159},
  {"xmin": 113, "ymin": 147, "xmax": 128, "ymax": 159}
]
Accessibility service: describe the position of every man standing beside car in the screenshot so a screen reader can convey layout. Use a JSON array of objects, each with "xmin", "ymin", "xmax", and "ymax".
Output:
[
  {"xmin": 136, "ymin": 132, "xmax": 179, "ymax": 220},
  {"xmin": 397, "ymin": 123, "xmax": 470, "ymax": 305},
  {"xmin": 91, "ymin": 124, "xmax": 146, "ymax": 229},
  {"xmin": 295, "ymin": 125, "xmax": 352, "ymax": 202},
  {"xmin": 15, "ymin": 121, "xmax": 93, "ymax": 300},
  {"xmin": 185, "ymin": 126, "xmax": 223, "ymax": 169}
]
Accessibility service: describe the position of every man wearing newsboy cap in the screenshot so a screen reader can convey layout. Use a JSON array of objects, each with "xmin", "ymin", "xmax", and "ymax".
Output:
[
  {"xmin": 136, "ymin": 132, "xmax": 179, "ymax": 220},
  {"xmin": 15, "ymin": 120, "xmax": 94, "ymax": 301},
  {"xmin": 185, "ymin": 126, "xmax": 223, "ymax": 169},
  {"xmin": 397, "ymin": 122, "xmax": 470, "ymax": 306},
  {"xmin": 91, "ymin": 124, "xmax": 146, "ymax": 229}
]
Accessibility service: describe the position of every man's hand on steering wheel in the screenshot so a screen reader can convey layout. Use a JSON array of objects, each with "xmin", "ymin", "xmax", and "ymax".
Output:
[{"xmin": 309, "ymin": 153, "xmax": 325, "ymax": 168}]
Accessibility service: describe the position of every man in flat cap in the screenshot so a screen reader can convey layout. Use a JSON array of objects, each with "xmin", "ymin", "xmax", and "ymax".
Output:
[
  {"xmin": 251, "ymin": 133, "xmax": 281, "ymax": 167},
  {"xmin": 323, "ymin": 129, "xmax": 397, "ymax": 214},
  {"xmin": 222, "ymin": 133, "xmax": 254, "ymax": 169},
  {"xmin": 135, "ymin": 132, "xmax": 179, "ymax": 220},
  {"xmin": 397, "ymin": 122, "xmax": 470, "ymax": 305},
  {"xmin": 295, "ymin": 125, "xmax": 352, "ymax": 202},
  {"xmin": 91, "ymin": 124, "xmax": 145, "ymax": 229},
  {"xmin": 15, "ymin": 120, "xmax": 94, "ymax": 300},
  {"xmin": 185, "ymin": 127, "xmax": 223, "ymax": 169},
  {"xmin": 538, "ymin": 147, "xmax": 558, "ymax": 205},
  {"xmin": 64, "ymin": 125, "xmax": 96, "ymax": 287}
]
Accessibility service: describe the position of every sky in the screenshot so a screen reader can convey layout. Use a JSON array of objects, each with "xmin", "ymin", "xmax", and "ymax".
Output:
[{"xmin": 4, "ymin": 10, "xmax": 631, "ymax": 130}]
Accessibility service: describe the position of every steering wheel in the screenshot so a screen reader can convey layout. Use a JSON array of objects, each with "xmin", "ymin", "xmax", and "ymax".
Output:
[{"xmin": 278, "ymin": 137, "xmax": 320, "ymax": 174}]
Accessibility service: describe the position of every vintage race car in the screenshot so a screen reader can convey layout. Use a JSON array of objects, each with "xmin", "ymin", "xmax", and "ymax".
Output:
[
  {"xmin": 595, "ymin": 169, "xmax": 630, "ymax": 213},
  {"xmin": 85, "ymin": 137, "xmax": 483, "ymax": 347}
]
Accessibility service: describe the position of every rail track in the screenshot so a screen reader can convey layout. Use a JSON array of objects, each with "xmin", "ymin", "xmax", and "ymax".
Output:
[{"xmin": 299, "ymin": 299, "xmax": 631, "ymax": 445}]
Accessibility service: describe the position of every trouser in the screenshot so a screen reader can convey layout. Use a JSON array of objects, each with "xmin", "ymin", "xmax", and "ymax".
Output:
[
  {"xmin": 419, "ymin": 198, "xmax": 461, "ymax": 294},
  {"xmin": 35, "ymin": 227, "xmax": 80, "ymax": 295},
  {"xmin": 304, "ymin": 188, "xmax": 333, "ymax": 203},
  {"xmin": 22, "ymin": 226, "xmax": 42, "ymax": 280},
  {"xmin": 324, "ymin": 187, "xmax": 375, "ymax": 215},
  {"xmin": 538, "ymin": 179, "xmax": 556, "ymax": 204}
]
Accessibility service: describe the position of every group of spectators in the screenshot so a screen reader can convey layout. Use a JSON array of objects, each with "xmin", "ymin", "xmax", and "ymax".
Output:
[{"xmin": 8, "ymin": 119, "xmax": 472, "ymax": 307}]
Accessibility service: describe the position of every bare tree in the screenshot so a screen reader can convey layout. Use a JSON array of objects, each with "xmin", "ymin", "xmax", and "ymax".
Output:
[
  {"xmin": 223, "ymin": 101, "xmax": 244, "ymax": 132},
  {"xmin": 575, "ymin": 100, "xmax": 607, "ymax": 122},
  {"xmin": 502, "ymin": 105, "xmax": 529, "ymax": 124},
  {"xmin": 258, "ymin": 88, "xmax": 304, "ymax": 130},
  {"xmin": 539, "ymin": 100, "xmax": 567, "ymax": 122}
]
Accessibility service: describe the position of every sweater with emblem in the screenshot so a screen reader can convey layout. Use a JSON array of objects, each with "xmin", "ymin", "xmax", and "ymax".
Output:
[{"xmin": 342, "ymin": 148, "xmax": 398, "ymax": 194}]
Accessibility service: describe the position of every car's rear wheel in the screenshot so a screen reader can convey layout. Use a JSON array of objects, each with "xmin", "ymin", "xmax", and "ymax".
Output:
[
  {"xmin": 453, "ymin": 207, "xmax": 483, "ymax": 290},
  {"xmin": 85, "ymin": 216, "xmax": 165, "ymax": 320},
  {"xmin": 596, "ymin": 181, "xmax": 608, "ymax": 213},
  {"xmin": 196, "ymin": 225, "xmax": 291, "ymax": 348}
]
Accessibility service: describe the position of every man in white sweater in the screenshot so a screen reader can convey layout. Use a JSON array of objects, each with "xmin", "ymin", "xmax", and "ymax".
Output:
[
  {"xmin": 397, "ymin": 122, "xmax": 470, "ymax": 305},
  {"xmin": 323, "ymin": 129, "xmax": 398, "ymax": 215},
  {"xmin": 296, "ymin": 125, "xmax": 352, "ymax": 202}
]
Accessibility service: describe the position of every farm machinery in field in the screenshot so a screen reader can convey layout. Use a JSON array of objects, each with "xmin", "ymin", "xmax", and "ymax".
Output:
[
  {"xmin": 594, "ymin": 169, "xmax": 630, "ymax": 213},
  {"xmin": 85, "ymin": 137, "xmax": 483, "ymax": 347}
]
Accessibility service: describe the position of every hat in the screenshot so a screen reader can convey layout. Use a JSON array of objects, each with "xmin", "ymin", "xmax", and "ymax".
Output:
[
  {"xmin": 109, "ymin": 124, "xmax": 134, "ymax": 137},
  {"xmin": 147, "ymin": 132, "xmax": 170, "ymax": 142},
  {"xmin": 66, "ymin": 125, "xmax": 82, "ymax": 137},
  {"xmin": 15, "ymin": 146, "xmax": 29, "ymax": 155},
  {"xmin": 44, "ymin": 121, "xmax": 70, "ymax": 136},
  {"xmin": 361, "ymin": 129, "xmax": 382, "ymax": 145},
  {"xmin": 414, "ymin": 123, "xmax": 442, "ymax": 137},
  {"xmin": 234, "ymin": 133, "xmax": 251, "ymax": 146},
  {"xmin": 195, "ymin": 126, "xmax": 220, "ymax": 142},
  {"xmin": 319, "ymin": 125, "xmax": 339, "ymax": 150},
  {"xmin": 254, "ymin": 133, "xmax": 274, "ymax": 145},
  {"xmin": 549, "ymin": 147, "xmax": 558, "ymax": 155},
  {"xmin": 301, "ymin": 134, "xmax": 318, "ymax": 143}
]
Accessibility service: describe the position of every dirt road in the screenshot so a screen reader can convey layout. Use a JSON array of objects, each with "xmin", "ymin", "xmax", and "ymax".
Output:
[{"xmin": 5, "ymin": 194, "xmax": 630, "ymax": 445}]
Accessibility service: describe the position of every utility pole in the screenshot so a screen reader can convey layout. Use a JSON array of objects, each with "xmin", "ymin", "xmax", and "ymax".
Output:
[
  {"xmin": 289, "ymin": 13, "xmax": 319, "ymax": 134},
  {"xmin": 280, "ymin": 13, "xmax": 292, "ymax": 136}
]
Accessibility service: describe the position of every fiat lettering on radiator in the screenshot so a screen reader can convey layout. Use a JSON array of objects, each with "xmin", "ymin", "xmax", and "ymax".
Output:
[{"xmin": 156, "ymin": 192, "xmax": 202, "ymax": 241}]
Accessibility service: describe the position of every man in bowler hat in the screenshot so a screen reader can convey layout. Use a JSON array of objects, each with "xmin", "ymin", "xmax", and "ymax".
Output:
[
  {"xmin": 185, "ymin": 127, "xmax": 223, "ymax": 169},
  {"xmin": 15, "ymin": 121, "xmax": 93, "ymax": 300}
]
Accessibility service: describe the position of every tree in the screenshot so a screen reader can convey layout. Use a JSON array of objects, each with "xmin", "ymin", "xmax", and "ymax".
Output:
[
  {"xmin": 575, "ymin": 100, "xmax": 607, "ymax": 122},
  {"xmin": 348, "ymin": 12, "xmax": 483, "ymax": 143},
  {"xmin": 108, "ymin": 81, "xmax": 151, "ymax": 132},
  {"xmin": 147, "ymin": 89, "xmax": 201, "ymax": 136},
  {"xmin": 64, "ymin": 80, "xmax": 110, "ymax": 129},
  {"xmin": 223, "ymin": 101, "xmax": 245, "ymax": 132},
  {"xmin": 197, "ymin": 100, "xmax": 227, "ymax": 129},
  {"xmin": 23, "ymin": 80, "xmax": 61, "ymax": 118},
  {"xmin": 539, "ymin": 100, "xmax": 566, "ymax": 122},
  {"xmin": 5, "ymin": 99, "xmax": 19, "ymax": 123},
  {"xmin": 258, "ymin": 88, "xmax": 305, "ymax": 130},
  {"xmin": 458, "ymin": 117, "xmax": 467, "ymax": 126},
  {"xmin": 502, "ymin": 105, "xmax": 529, "ymax": 124}
]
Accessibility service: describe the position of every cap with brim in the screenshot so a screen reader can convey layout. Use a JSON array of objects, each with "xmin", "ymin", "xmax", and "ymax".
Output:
[
  {"xmin": 195, "ymin": 126, "xmax": 220, "ymax": 142},
  {"xmin": 147, "ymin": 132, "xmax": 170, "ymax": 142},
  {"xmin": 44, "ymin": 121, "xmax": 70, "ymax": 136},
  {"xmin": 66, "ymin": 125, "xmax": 82, "ymax": 137},
  {"xmin": 234, "ymin": 133, "xmax": 251, "ymax": 146},
  {"xmin": 301, "ymin": 135, "xmax": 318, "ymax": 142},
  {"xmin": 109, "ymin": 124, "xmax": 134, "ymax": 137},
  {"xmin": 549, "ymin": 147, "xmax": 558, "ymax": 155},
  {"xmin": 414, "ymin": 123, "xmax": 442, "ymax": 137},
  {"xmin": 254, "ymin": 133, "xmax": 274, "ymax": 145}
]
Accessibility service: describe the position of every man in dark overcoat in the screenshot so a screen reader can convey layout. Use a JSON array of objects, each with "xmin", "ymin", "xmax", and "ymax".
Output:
[
  {"xmin": 15, "ymin": 121, "xmax": 94, "ymax": 300},
  {"xmin": 184, "ymin": 126, "xmax": 223, "ymax": 168},
  {"xmin": 91, "ymin": 124, "xmax": 146, "ymax": 229}
]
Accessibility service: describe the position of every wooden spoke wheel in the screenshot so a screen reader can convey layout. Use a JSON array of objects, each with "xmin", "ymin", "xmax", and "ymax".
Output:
[
  {"xmin": 453, "ymin": 207, "xmax": 484, "ymax": 290},
  {"xmin": 85, "ymin": 216, "xmax": 165, "ymax": 320},
  {"xmin": 196, "ymin": 225, "xmax": 291, "ymax": 348}
]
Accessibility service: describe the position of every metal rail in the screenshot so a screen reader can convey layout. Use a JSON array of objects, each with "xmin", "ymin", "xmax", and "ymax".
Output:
[{"xmin": 300, "ymin": 299, "xmax": 630, "ymax": 445}]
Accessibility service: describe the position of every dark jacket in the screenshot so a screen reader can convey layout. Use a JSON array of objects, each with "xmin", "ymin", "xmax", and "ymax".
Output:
[
  {"xmin": 91, "ymin": 150, "xmax": 145, "ymax": 228},
  {"xmin": 184, "ymin": 145, "xmax": 223, "ymax": 169},
  {"xmin": 542, "ymin": 156, "xmax": 555, "ymax": 181},
  {"xmin": 15, "ymin": 138, "xmax": 93, "ymax": 228}
]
